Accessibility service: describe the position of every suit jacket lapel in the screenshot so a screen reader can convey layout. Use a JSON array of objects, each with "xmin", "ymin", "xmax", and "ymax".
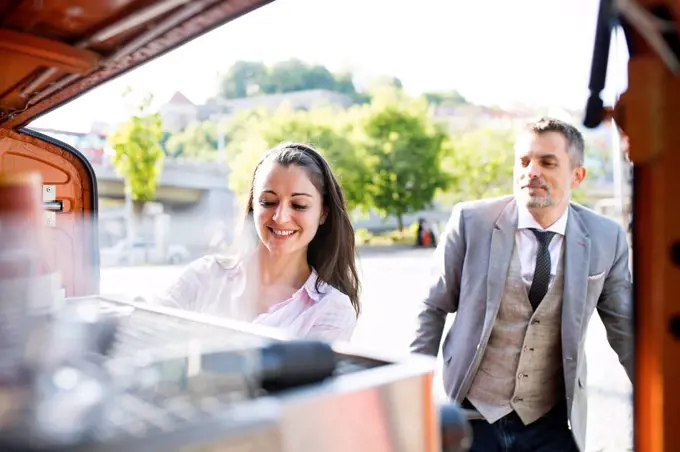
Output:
[
  {"xmin": 486, "ymin": 199, "xmax": 517, "ymax": 330},
  {"xmin": 561, "ymin": 204, "xmax": 591, "ymax": 357}
]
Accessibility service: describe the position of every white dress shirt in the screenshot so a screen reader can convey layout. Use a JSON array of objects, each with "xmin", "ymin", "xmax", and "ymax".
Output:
[
  {"xmin": 153, "ymin": 255, "xmax": 357, "ymax": 342},
  {"xmin": 515, "ymin": 205, "xmax": 569, "ymax": 290}
]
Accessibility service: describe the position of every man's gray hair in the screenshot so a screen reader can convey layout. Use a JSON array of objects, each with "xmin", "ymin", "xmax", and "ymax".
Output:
[{"xmin": 525, "ymin": 117, "xmax": 585, "ymax": 167}]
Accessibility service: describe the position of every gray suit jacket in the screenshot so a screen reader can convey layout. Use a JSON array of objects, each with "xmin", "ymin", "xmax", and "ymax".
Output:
[{"xmin": 410, "ymin": 196, "xmax": 633, "ymax": 450}]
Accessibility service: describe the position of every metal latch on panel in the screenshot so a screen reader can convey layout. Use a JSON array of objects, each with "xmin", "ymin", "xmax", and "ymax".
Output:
[{"xmin": 42, "ymin": 185, "xmax": 63, "ymax": 227}]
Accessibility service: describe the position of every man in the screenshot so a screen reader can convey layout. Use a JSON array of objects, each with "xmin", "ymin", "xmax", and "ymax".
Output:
[{"xmin": 410, "ymin": 117, "xmax": 633, "ymax": 451}]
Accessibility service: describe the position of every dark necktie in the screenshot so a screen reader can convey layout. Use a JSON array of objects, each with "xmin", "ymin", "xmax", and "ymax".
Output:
[{"xmin": 528, "ymin": 229, "xmax": 556, "ymax": 310}]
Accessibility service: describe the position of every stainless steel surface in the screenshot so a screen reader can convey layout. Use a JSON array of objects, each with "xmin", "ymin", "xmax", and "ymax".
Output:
[
  {"xmin": 42, "ymin": 184, "xmax": 57, "ymax": 226},
  {"xmin": 42, "ymin": 201, "xmax": 63, "ymax": 212},
  {"xmin": 52, "ymin": 295, "xmax": 447, "ymax": 452}
]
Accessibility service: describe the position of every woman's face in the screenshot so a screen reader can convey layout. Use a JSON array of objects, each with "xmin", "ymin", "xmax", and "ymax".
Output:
[{"xmin": 253, "ymin": 162, "xmax": 327, "ymax": 258}]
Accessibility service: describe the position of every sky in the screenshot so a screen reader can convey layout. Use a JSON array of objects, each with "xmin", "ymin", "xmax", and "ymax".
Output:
[{"xmin": 30, "ymin": 0, "xmax": 630, "ymax": 133}]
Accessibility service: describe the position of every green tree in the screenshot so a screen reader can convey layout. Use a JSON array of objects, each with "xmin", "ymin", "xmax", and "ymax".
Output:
[
  {"xmin": 219, "ymin": 59, "xmax": 360, "ymax": 99},
  {"xmin": 219, "ymin": 61, "xmax": 267, "ymax": 98},
  {"xmin": 439, "ymin": 127, "xmax": 516, "ymax": 205},
  {"xmin": 260, "ymin": 59, "xmax": 337, "ymax": 94},
  {"xmin": 164, "ymin": 120, "xmax": 220, "ymax": 160},
  {"xmin": 333, "ymin": 72, "xmax": 358, "ymax": 95},
  {"xmin": 262, "ymin": 107, "xmax": 370, "ymax": 211},
  {"xmin": 224, "ymin": 106, "xmax": 370, "ymax": 211},
  {"xmin": 108, "ymin": 93, "xmax": 165, "ymax": 239},
  {"xmin": 358, "ymin": 91, "xmax": 449, "ymax": 229},
  {"xmin": 217, "ymin": 107, "xmax": 273, "ymax": 196},
  {"xmin": 422, "ymin": 90, "xmax": 469, "ymax": 106},
  {"xmin": 368, "ymin": 76, "xmax": 403, "ymax": 92}
]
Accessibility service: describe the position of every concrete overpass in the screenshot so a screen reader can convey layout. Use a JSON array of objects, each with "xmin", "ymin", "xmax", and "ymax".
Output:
[
  {"xmin": 94, "ymin": 156, "xmax": 238, "ymax": 254},
  {"xmin": 94, "ymin": 157, "xmax": 231, "ymax": 204}
]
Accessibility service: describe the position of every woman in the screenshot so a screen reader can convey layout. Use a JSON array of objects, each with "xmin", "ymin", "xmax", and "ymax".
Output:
[
  {"xmin": 415, "ymin": 218, "xmax": 437, "ymax": 248},
  {"xmin": 155, "ymin": 142, "xmax": 361, "ymax": 342}
]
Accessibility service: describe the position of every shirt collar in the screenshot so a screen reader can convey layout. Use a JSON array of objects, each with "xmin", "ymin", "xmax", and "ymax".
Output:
[
  {"xmin": 517, "ymin": 203, "xmax": 569, "ymax": 236},
  {"xmin": 224, "ymin": 255, "xmax": 329, "ymax": 304},
  {"xmin": 299, "ymin": 270, "xmax": 329, "ymax": 303}
]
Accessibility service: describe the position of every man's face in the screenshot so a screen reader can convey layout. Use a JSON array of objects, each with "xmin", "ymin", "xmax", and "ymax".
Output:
[{"xmin": 514, "ymin": 131, "xmax": 586, "ymax": 210}]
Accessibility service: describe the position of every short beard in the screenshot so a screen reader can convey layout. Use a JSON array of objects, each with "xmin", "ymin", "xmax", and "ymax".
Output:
[
  {"xmin": 515, "ymin": 186, "xmax": 561, "ymax": 209},
  {"xmin": 525, "ymin": 194, "xmax": 556, "ymax": 209},
  {"xmin": 515, "ymin": 178, "xmax": 561, "ymax": 209}
]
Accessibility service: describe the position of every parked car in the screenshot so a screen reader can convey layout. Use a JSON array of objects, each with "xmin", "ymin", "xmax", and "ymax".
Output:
[{"xmin": 100, "ymin": 239, "xmax": 190, "ymax": 266}]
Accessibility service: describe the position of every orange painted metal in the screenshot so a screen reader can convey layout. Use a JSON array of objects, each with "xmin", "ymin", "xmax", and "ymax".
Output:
[
  {"xmin": 0, "ymin": 0, "xmax": 274, "ymax": 127},
  {"xmin": 0, "ymin": 128, "xmax": 98, "ymax": 297},
  {"xmin": 0, "ymin": 28, "xmax": 101, "ymax": 74},
  {"xmin": 617, "ymin": 55, "xmax": 680, "ymax": 452},
  {"xmin": 421, "ymin": 372, "xmax": 439, "ymax": 452}
]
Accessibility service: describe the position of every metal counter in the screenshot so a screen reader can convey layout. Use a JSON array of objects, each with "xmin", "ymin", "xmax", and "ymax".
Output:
[{"xmin": 5, "ymin": 295, "xmax": 470, "ymax": 452}]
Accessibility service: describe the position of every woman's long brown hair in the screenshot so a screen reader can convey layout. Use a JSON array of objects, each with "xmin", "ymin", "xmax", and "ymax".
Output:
[{"xmin": 244, "ymin": 142, "xmax": 361, "ymax": 316}]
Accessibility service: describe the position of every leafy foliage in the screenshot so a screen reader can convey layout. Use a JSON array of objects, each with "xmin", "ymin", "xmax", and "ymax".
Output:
[
  {"xmin": 357, "ymin": 89, "xmax": 450, "ymax": 229},
  {"xmin": 161, "ymin": 61, "xmax": 616, "ymax": 226},
  {"xmin": 108, "ymin": 94, "xmax": 165, "ymax": 205},
  {"xmin": 224, "ymin": 106, "xmax": 370, "ymax": 212},
  {"xmin": 219, "ymin": 59, "xmax": 359, "ymax": 99},
  {"xmin": 439, "ymin": 127, "xmax": 516, "ymax": 205},
  {"xmin": 164, "ymin": 121, "xmax": 220, "ymax": 160}
]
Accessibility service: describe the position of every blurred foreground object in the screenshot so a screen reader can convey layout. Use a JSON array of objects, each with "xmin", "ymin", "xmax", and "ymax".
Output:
[
  {"xmin": 0, "ymin": 172, "xmax": 114, "ymax": 448},
  {"xmin": 583, "ymin": 0, "xmax": 680, "ymax": 450},
  {"xmin": 0, "ymin": 292, "xmax": 471, "ymax": 451},
  {"xmin": 0, "ymin": 174, "xmax": 470, "ymax": 451}
]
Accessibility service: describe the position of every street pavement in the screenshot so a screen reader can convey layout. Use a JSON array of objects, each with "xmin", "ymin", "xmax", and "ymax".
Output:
[{"xmin": 101, "ymin": 246, "xmax": 633, "ymax": 452}]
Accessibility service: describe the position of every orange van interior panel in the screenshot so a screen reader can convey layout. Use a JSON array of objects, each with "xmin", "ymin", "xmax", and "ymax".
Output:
[{"xmin": 0, "ymin": 127, "xmax": 98, "ymax": 296}]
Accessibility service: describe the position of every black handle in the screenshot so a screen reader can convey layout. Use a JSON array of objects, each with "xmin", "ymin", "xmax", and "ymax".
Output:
[
  {"xmin": 200, "ymin": 340, "xmax": 337, "ymax": 392},
  {"xmin": 440, "ymin": 402, "xmax": 473, "ymax": 452},
  {"xmin": 584, "ymin": 0, "xmax": 617, "ymax": 129}
]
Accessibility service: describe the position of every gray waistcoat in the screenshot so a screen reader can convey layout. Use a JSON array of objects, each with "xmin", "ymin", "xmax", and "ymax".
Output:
[{"xmin": 467, "ymin": 243, "xmax": 565, "ymax": 424}]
